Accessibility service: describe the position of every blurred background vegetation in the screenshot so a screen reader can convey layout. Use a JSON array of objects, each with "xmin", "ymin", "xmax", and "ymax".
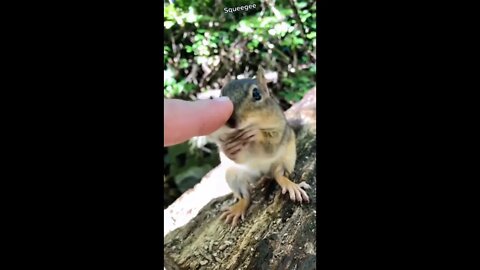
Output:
[{"xmin": 164, "ymin": 0, "xmax": 316, "ymax": 208}]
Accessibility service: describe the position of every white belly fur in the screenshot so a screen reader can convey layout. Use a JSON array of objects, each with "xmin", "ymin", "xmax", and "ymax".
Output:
[
  {"xmin": 220, "ymin": 142, "xmax": 285, "ymax": 181},
  {"xmin": 210, "ymin": 125, "xmax": 285, "ymax": 183}
]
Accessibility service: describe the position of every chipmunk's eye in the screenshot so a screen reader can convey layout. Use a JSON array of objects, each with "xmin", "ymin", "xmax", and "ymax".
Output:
[{"xmin": 252, "ymin": 87, "xmax": 261, "ymax": 101}]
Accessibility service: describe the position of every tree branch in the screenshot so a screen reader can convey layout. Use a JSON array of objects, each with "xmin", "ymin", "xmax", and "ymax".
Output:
[{"xmin": 287, "ymin": 0, "xmax": 307, "ymax": 39}]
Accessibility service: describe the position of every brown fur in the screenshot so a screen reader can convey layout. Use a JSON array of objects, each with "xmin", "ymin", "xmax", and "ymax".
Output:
[{"xmin": 211, "ymin": 67, "xmax": 311, "ymax": 227}]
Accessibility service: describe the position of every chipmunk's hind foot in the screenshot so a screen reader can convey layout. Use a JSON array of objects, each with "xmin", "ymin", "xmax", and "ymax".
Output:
[
  {"xmin": 275, "ymin": 175, "xmax": 311, "ymax": 203},
  {"xmin": 220, "ymin": 197, "xmax": 250, "ymax": 227}
]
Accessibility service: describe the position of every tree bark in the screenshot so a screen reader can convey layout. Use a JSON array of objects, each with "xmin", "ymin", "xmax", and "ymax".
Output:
[{"xmin": 164, "ymin": 88, "xmax": 317, "ymax": 270}]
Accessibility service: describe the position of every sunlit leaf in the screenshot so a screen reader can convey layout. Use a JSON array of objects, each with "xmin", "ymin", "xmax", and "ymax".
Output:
[{"xmin": 164, "ymin": 21, "xmax": 175, "ymax": 29}]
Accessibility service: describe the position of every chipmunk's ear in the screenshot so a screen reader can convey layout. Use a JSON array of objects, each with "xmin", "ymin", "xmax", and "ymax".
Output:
[{"xmin": 256, "ymin": 67, "xmax": 271, "ymax": 96}]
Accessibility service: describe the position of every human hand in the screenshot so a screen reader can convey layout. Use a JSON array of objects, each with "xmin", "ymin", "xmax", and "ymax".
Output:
[{"xmin": 164, "ymin": 97, "xmax": 234, "ymax": 146}]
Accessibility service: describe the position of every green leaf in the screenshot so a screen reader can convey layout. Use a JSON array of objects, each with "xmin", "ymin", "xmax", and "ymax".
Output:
[
  {"xmin": 179, "ymin": 59, "xmax": 189, "ymax": 69},
  {"xmin": 306, "ymin": 32, "xmax": 316, "ymax": 39},
  {"xmin": 164, "ymin": 21, "xmax": 175, "ymax": 29}
]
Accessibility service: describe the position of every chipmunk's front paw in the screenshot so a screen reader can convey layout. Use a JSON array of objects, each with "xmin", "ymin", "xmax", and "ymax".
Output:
[
  {"xmin": 277, "ymin": 177, "xmax": 311, "ymax": 203},
  {"xmin": 220, "ymin": 127, "xmax": 257, "ymax": 161},
  {"xmin": 219, "ymin": 198, "xmax": 249, "ymax": 227}
]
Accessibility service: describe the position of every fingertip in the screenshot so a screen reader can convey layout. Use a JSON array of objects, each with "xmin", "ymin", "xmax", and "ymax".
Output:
[
  {"xmin": 213, "ymin": 96, "xmax": 234, "ymax": 117},
  {"xmin": 194, "ymin": 97, "xmax": 234, "ymax": 134},
  {"xmin": 216, "ymin": 96, "xmax": 232, "ymax": 104},
  {"xmin": 165, "ymin": 97, "xmax": 235, "ymax": 146}
]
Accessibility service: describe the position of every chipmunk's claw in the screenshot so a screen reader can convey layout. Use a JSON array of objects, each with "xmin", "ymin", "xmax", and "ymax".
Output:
[
  {"xmin": 277, "ymin": 177, "xmax": 310, "ymax": 203},
  {"xmin": 220, "ymin": 198, "xmax": 249, "ymax": 227}
]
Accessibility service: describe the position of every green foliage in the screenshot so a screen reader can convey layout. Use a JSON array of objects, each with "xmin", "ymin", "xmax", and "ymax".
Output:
[
  {"xmin": 279, "ymin": 65, "xmax": 316, "ymax": 103},
  {"xmin": 279, "ymin": 80, "xmax": 311, "ymax": 102},
  {"xmin": 166, "ymin": 0, "xmax": 215, "ymax": 13},
  {"xmin": 164, "ymin": 67, "xmax": 196, "ymax": 98},
  {"xmin": 163, "ymin": 0, "xmax": 316, "ymax": 101},
  {"xmin": 164, "ymin": 142, "xmax": 220, "ymax": 193}
]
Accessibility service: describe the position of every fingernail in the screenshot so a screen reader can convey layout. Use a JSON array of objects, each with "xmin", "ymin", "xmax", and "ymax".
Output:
[{"xmin": 215, "ymin": 96, "xmax": 231, "ymax": 102}]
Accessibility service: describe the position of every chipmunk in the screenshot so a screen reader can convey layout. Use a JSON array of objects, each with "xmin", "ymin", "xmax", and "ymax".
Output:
[{"xmin": 208, "ymin": 67, "xmax": 311, "ymax": 227}]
